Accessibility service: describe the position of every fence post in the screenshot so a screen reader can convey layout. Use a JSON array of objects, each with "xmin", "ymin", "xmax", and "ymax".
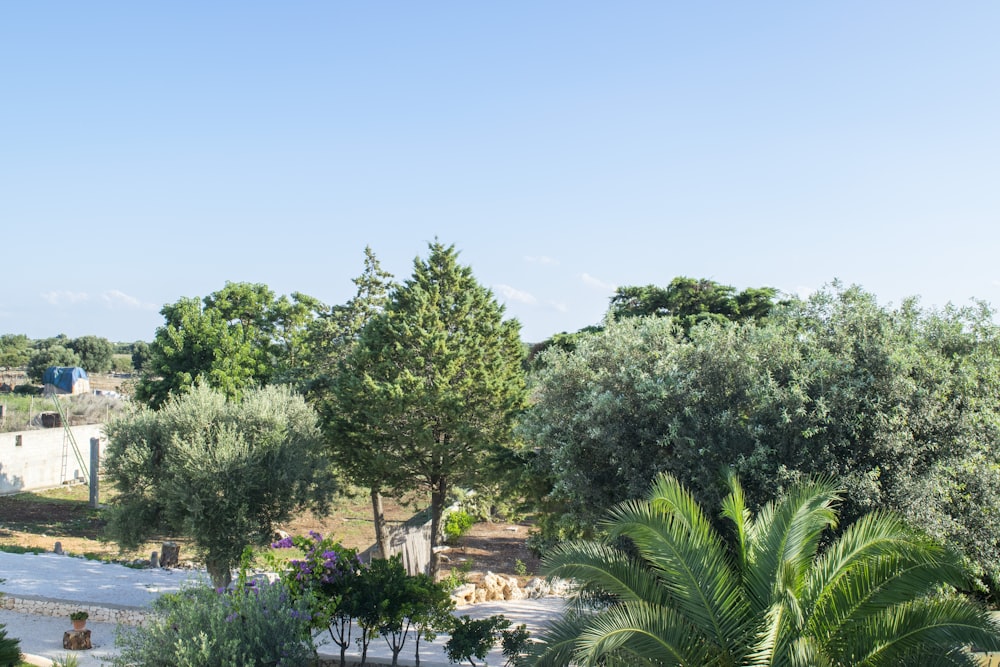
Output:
[{"xmin": 89, "ymin": 437, "xmax": 100, "ymax": 508}]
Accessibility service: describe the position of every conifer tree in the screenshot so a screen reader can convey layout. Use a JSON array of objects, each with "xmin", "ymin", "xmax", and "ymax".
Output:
[{"xmin": 333, "ymin": 242, "xmax": 527, "ymax": 575}]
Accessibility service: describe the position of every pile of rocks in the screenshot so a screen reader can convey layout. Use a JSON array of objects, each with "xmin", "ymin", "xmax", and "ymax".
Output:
[{"xmin": 451, "ymin": 573, "xmax": 574, "ymax": 606}]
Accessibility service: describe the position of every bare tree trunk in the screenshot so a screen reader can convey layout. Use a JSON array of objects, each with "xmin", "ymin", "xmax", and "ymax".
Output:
[
  {"xmin": 371, "ymin": 487, "xmax": 389, "ymax": 560},
  {"xmin": 429, "ymin": 476, "xmax": 448, "ymax": 579}
]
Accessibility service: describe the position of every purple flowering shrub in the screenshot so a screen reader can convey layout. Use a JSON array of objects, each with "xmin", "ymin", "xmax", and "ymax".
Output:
[{"xmin": 268, "ymin": 531, "xmax": 365, "ymax": 664}]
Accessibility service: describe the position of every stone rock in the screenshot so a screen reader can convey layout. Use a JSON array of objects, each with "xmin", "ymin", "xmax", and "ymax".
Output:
[
  {"xmin": 481, "ymin": 572, "xmax": 525, "ymax": 601},
  {"xmin": 63, "ymin": 629, "xmax": 92, "ymax": 650},
  {"xmin": 150, "ymin": 551, "xmax": 159, "ymax": 568},
  {"xmin": 53, "ymin": 541, "xmax": 63, "ymax": 555},
  {"xmin": 524, "ymin": 576, "xmax": 575, "ymax": 598},
  {"xmin": 450, "ymin": 583, "xmax": 478, "ymax": 606},
  {"xmin": 160, "ymin": 541, "xmax": 180, "ymax": 567}
]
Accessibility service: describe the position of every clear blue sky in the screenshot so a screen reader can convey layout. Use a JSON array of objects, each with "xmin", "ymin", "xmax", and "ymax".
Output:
[{"xmin": 3, "ymin": 3, "xmax": 999, "ymax": 343}]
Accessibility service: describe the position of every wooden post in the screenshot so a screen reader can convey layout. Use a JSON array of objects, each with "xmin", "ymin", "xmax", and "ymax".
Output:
[{"xmin": 89, "ymin": 437, "xmax": 100, "ymax": 508}]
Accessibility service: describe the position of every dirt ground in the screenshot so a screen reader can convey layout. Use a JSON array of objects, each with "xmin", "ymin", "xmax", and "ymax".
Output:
[
  {"xmin": 0, "ymin": 487, "xmax": 540, "ymax": 582},
  {"xmin": 277, "ymin": 501, "xmax": 541, "ymax": 583}
]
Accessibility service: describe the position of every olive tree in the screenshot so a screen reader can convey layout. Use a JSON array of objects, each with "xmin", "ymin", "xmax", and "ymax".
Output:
[
  {"xmin": 523, "ymin": 284, "xmax": 1000, "ymax": 597},
  {"xmin": 103, "ymin": 384, "xmax": 337, "ymax": 587}
]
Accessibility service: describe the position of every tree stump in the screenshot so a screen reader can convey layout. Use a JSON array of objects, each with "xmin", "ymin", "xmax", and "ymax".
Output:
[
  {"xmin": 160, "ymin": 541, "xmax": 180, "ymax": 567},
  {"xmin": 63, "ymin": 629, "xmax": 92, "ymax": 650}
]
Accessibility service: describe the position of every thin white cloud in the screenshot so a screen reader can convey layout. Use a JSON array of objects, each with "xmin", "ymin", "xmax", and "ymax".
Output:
[
  {"xmin": 523, "ymin": 255, "xmax": 559, "ymax": 266},
  {"xmin": 548, "ymin": 300, "xmax": 569, "ymax": 313},
  {"xmin": 41, "ymin": 290, "xmax": 89, "ymax": 305},
  {"xmin": 495, "ymin": 284, "xmax": 538, "ymax": 305},
  {"xmin": 102, "ymin": 290, "xmax": 159, "ymax": 311},
  {"xmin": 580, "ymin": 273, "xmax": 616, "ymax": 292}
]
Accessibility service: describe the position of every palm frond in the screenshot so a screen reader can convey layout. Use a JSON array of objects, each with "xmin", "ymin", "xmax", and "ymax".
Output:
[
  {"xmin": 601, "ymin": 477, "xmax": 749, "ymax": 655},
  {"xmin": 745, "ymin": 479, "xmax": 840, "ymax": 616},
  {"xmin": 841, "ymin": 597, "xmax": 1000, "ymax": 666},
  {"xmin": 542, "ymin": 539, "xmax": 672, "ymax": 609},
  {"xmin": 573, "ymin": 600, "xmax": 720, "ymax": 666},
  {"xmin": 805, "ymin": 513, "xmax": 968, "ymax": 646},
  {"xmin": 719, "ymin": 469, "xmax": 751, "ymax": 580}
]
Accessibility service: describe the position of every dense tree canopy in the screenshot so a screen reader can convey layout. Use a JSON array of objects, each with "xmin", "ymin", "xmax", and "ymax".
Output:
[
  {"xmin": 331, "ymin": 242, "xmax": 528, "ymax": 575},
  {"xmin": 523, "ymin": 284, "xmax": 1000, "ymax": 597},
  {"xmin": 25, "ymin": 341, "xmax": 80, "ymax": 382},
  {"xmin": 0, "ymin": 334, "xmax": 31, "ymax": 368},
  {"xmin": 67, "ymin": 334, "xmax": 114, "ymax": 374},
  {"xmin": 103, "ymin": 384, "xmax": 335, "ymax": 587},
  {"xmin": 136, "ymin": 282, "xmax": 320, "ymax": 407},
  {"xmin": 529, "ymin": 472, "xmax": 1000, "ymax": 666},
  {"xmin": 609, "ymin": 277, "xmax": 778, "ymax": 332}
]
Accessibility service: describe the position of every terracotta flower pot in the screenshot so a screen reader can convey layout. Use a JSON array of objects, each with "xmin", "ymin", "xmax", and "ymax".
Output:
[{"xmin": 72, "ymin": 619, "xmax": 86, "ymax": 631}]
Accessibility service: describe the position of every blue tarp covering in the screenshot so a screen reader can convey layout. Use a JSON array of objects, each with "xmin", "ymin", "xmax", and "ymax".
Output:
[{"xmin": 42, "ymin": 366, "xmax": 88, "ymax": 393}]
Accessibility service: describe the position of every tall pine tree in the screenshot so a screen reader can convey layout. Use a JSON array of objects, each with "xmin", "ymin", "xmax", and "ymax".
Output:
[{"xmin": 333, "ymin": 242, "xmax": 527, "ymax": 575}]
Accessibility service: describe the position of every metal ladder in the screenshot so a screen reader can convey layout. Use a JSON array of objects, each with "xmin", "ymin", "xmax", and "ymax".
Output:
[{"xmin": 52, "ymin": 395, "xmax": 89, "ymax": 484}]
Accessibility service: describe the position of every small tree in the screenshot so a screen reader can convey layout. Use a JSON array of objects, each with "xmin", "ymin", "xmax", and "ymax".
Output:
[
  {"xmin": 270, "ymin": 533, "xmax": 455, "ymax": 667},
  {"xmin": 103, "ymin": 384, "xmax": 336, "ymax": 587},
  {"xmin": 445, "ymin": 615, "xmax": 512, "ymax": 666}
]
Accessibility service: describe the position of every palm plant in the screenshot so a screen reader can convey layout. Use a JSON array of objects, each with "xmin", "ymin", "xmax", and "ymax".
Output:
[{"xmin": 529, "ymin": 471, "xmax": 1000, "ymax": 666}]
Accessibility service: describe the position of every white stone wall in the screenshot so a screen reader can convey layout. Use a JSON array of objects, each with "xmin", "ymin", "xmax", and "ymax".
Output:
[
  {"xmin": 0, "ymin": 594, "xmax": 146, "ymax": 625},
  {"xmin": 0, "ymin": 424, "xmax": 103, "ymax": 494}
]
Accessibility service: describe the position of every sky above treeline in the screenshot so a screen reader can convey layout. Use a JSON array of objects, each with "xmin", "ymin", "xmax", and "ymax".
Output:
[{"xmin": 3, "ymin": 3, "xmax": 999, "ymax": 343}]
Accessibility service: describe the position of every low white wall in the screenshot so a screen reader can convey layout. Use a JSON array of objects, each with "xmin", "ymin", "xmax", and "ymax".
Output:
[{"xmin": 0, "ymin": 424, "xmax": 103, "ymax": 494}]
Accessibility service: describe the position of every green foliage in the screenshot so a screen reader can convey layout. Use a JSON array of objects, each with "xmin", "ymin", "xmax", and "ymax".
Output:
[
  {"xmin": 129, "ymin": 340, "xmax": 151, "ymax": 372},
  {"xmin": 529, "ymin": 471, "xmax": 1000, "ymax": 666},
  {"xmin": 439, "ymin": 559, "xmax": 474, "ymax": 593},
  {"xmin": 0, "ymin": 545, "xmax": 44, "ymax": 555},
  {"xmin": 10, "ymin": 383, "xmax": 40, "ymax": 395},
  {"xmin": 0, "ymin": 334, "xmax": 31, "ymax": 369},
  {"xmin": 135, "ymin": 282, "xmax": 321, "ymax": 407},
  {"xmin": 609, "ymin": 276, "xmax": 779, "ymax": 333},
  {"xmin": 297, "ymin": 246, "xmax": 396, "ymax": 399},
  {"xmin": 103, "ymin": 384, "xmax": 336, "ymax": 588},
  {"xmin": 445, "ymin": 614, "xmax": 512, "ymax": 666},
  {"xmin": 524, "ymin": 283, "xmax": 1000, "ymax": 598},
  {"xmin": 112, "ymin": 580, "xmax": 313, "ymax": 667},
  {"xmin": 25, "ymin": 342, "xmax": 80, "ymax": 382},
  {"xmin": 69, "ymin": 610, "xmax": 88, "ymax": 621},
  {"xmin": 109, "ymin": 354, "xmax": 133, "ymax": 373},
  {"xmin": 501, "ymin": 623, "xmax": 531, "ymax": 667},
  {"xmin": 0, "ymin": 623, "xmax": 20, "ymax": 667},
  {"xmin": 331, "ymin": 241, "xmax": 528, "ymax": 576},
  {"xmin": 513, "ymin": 558, "xmax": 527, "ymax": 577},
  {"xmin": 50, "ymin": 654, "xmax": 80, "ymax": 667},
  {"xmin": 269, "ymin": 532, "xmax": 455, "ymax": 667},
  {"xmin": 444, "ymin": 510, "xmax": 475, "ymax": 545},
  {"xmin": 67, "ymin": 335, "xmax": 114, "ymax": 374}
]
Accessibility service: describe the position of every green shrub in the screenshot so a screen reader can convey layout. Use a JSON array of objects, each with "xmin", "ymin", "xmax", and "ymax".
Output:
[
  {"xmin": 0, "ymin": 623, "xmax": 20, "ymax": 667},
  {"xmin": 0, "ymin": 546, "xmax": 43, "ymax": 556},
  {"xmin": 443, "ymin": 510, "xmax": 475, "ymax": 545},
  {"xmin": 111, "ymin": 579, "xmax": 313, "ymax": 667}
]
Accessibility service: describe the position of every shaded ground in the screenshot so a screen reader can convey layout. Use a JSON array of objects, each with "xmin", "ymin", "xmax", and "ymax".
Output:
[
  {"xmin": 440, "ymin": 520, "xmax": 542, "ymax": 584},
  {"xmin": 0, "ymin": 486, "xmax": 539, "ymax": 580}
]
